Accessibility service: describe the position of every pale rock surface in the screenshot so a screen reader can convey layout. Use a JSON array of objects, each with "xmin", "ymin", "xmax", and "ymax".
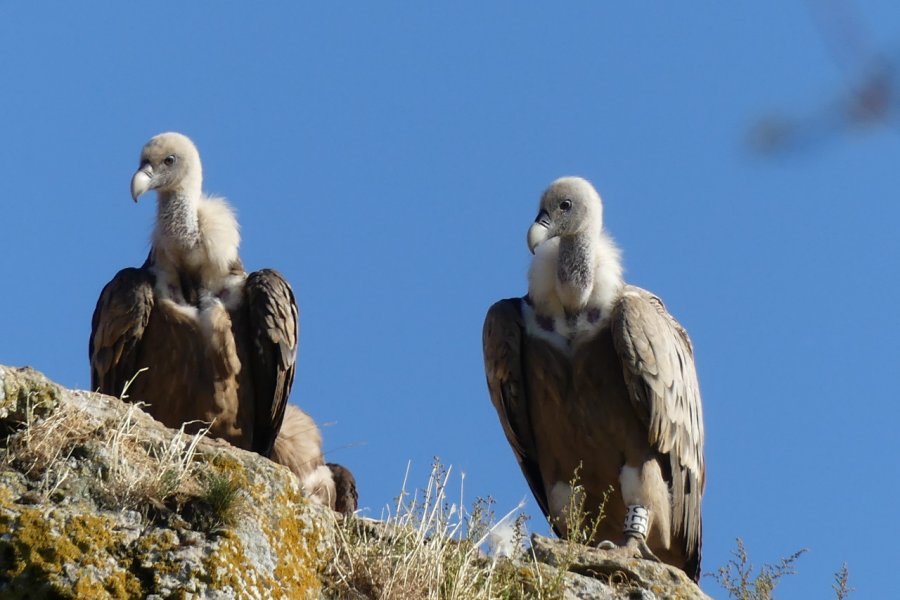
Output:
[{"xmin": 531, "ymin": 534, "xmax": 712, "ymax": 600}]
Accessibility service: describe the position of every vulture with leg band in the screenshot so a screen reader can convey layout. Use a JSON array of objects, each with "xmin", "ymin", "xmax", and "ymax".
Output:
[{"xmin": 483, "ymin": 176, "xmax": 705, "ymax": 580}]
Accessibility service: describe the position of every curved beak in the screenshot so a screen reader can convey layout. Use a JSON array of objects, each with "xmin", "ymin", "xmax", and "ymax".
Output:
[
  {"xmin": 527, "ymin": 209, "xmax": 552, "ymax": 254},
  {"xmin": 130, "ymin": 166, "xmax": 154, "ymax": 202}
]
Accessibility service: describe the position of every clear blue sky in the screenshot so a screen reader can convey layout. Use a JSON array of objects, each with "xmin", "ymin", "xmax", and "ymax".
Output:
[{"xmin": 1, "ymin": 3, "xmax": 897, "ymax": 596}]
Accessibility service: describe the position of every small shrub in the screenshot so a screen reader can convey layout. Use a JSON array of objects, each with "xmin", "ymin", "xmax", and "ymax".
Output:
[
  {"xmin": 832, "ymin": 563, "xmax": 853, "ymax": 600},
  {"xmin": 202, "ymin": 471, "xmax": 245, "ymax": 526},
  {"xmin": 711, "ymin": 538, "xmax": 806, "ymax": 600}
]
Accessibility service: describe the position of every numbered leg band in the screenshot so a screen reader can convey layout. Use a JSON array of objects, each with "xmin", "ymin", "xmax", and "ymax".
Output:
[{"xmin": 624, "ymin": 504, "xmax": 649, "ymax": 538}]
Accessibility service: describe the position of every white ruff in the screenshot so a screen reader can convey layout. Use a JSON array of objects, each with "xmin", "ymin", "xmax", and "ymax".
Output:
[
  {"xmin": 151, "ymin": 194, "xmax": 244, "ymax": 307},
  {"xmin": 526, "ymin": 230, "xmax": 624, "ymax": 340},
  {"xmin": 195, "ymin": 195, "xmax": 240, "ymax": 279},
  {"xmin": 153, "ymin": 194, "xmax": 239, "ymax": 282}
]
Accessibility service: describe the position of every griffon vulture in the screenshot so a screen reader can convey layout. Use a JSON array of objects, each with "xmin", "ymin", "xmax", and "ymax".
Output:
[
  {"xmin": 89, "ymin": 132, "xmax": 297, "ymax": 459},
  {"xmin": 271, "ymin": 404, "xmax": 358, "ymax": 515},
  {"xmin": 482, "ymin": 177, "xmax": 705, "ymax": 580}
]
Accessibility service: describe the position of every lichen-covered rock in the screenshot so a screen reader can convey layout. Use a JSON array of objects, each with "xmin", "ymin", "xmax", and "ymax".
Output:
[
  {"xmin": 0, "ymin": 365, "xmax": 334, "ymax": 599},
  {"xmin": 0, "ymin": 365, "xmax": 61, "ymax": 425},
  {"xmin": 531, "ymin": 534, "xmax": 712, "ymax": 600}
]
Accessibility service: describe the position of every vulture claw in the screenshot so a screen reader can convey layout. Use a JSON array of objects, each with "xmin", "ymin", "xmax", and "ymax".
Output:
[
  {"xmin": 625, "ymin": 535, "xmax": 662, "ymax": 563},
  {"xmin": 593, "ymin": 536, "xmax": 662, "ymax": 564}
]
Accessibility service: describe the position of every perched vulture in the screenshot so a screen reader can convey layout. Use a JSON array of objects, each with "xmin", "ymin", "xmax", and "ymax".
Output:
[
  {"xmin": 326, "ymin": 462, "xmax": 359, "ymax": 516},
  {"xmin": 483, "ymin": 177, "xmax": 705, "ymax": 580},
  {"xmin": 89, "ymin": 132, "xmax": 298, "ymax": 458},
  {"xmin": 271, "ymin": 404, "xmax": 358, "ymax": 515}
]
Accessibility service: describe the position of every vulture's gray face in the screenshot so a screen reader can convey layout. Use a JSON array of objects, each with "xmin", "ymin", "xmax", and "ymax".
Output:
[
  {"xmin": 527, "ymin": 176, "xmax": 604, "ymax": 254},
  {"xmin": 131, "ymin": 132, "xmax": 202, "ymax": 202}
]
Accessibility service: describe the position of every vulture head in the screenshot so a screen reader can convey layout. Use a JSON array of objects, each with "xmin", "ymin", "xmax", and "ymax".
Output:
[
  {"xmin": 527, "ymin": 176, "xmax": 604, "ymax": 254},
  {"xmin": 131, "ymin": 132, "xmax": 202, "ymax": 202}
]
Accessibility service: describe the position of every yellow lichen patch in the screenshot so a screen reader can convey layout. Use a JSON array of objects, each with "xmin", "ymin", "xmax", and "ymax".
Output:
[
  {"xmin": 104, "ymin": 570, "xmax": 144, "ymax": 598},
  {"xmin": 0, "ymin": 508, "xmax": 142, "ymax": 598},
  {"xmin": 0, "ymin": 481, "xmax": 17, "ymax": 507},
  {"xmin": 196, "ymin": 471, "xmax": 323, "ymax": 599},
  {"xmin": 271, "ymin": 515, "xmax": 321, "ymax": 598},
  {"xmin": 131, "ymin": 528, "xmax": 185, "ymax": 589},
  {"xmin": 207, "ymin": 452, "xmax": 250, "ymax": 487},
  {"xmin": 73, "ymin": 574, "xmax": 110, "ymax": 598},
  {"xmin": 201, "ymin": 449, "xmax": 322, "ymax": 594},
  {"xmin": 0, "ymin": 367, "xmax": 61, "ymax": 425},
  {"xmin": 267, "ymin": 487, "xmax": 323, "ymax": 598},
  {"xmin": 203, "ymin": 530, "xmax": 266, "ymax": 595}
]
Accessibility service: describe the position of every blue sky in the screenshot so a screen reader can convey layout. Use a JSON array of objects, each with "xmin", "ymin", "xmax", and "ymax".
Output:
[{"xmin": 1, "ymin": 2, "xmax": 897, "ymax": 596}]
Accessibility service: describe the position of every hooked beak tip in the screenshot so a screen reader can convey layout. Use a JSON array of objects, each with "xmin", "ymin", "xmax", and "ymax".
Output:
[
  {"xmin": 527, "ymin": 222, "xmax": 550, "ymax": 255},
  {"xmin": 130, "ymin": 169, "xmax": 153, "ymax": 202}
]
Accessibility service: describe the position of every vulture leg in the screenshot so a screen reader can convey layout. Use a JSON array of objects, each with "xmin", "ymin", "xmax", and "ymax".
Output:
[
  {"xmin": 621, "ymin": 511, "xmax": 662, "ymax": 562},
  {"xmin": 596, "ymin": 461, "xmax": 668, "ymax": 563}
]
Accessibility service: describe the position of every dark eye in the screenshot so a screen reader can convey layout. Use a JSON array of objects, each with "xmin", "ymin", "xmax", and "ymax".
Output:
[
  {"xmin": 559, "ymin": 199, "xmax": 573, "ymax": 211},
  {"xmin": 164, "ymin": 155, "xmax": 176, "ymax": 166}
]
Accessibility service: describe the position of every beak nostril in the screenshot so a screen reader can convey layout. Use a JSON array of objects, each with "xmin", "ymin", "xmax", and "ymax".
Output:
[{"xmin": 534, "ymin": 209, "xmax": 552, "ymax": 228}]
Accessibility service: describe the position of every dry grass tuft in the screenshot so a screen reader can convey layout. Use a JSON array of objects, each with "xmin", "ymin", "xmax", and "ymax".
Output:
[
  {"xmin": 98, "ymin": 402, "xmax": 209, "ymax": 507},
  {"xmin": 323, "ymin": 460, "xmax": 564, "ymax": 600},
  {"xmin": 6, "ymin": 396, "xmax": 100, "ymax": 497},
  {"xmin": 5, "ymin": 372, "xmax": 209, "ymax": 511}
]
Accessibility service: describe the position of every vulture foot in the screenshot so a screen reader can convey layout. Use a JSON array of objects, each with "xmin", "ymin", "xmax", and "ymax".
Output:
[
  {"xmin": 626, "ymin": 534, "xmax": 661, "ymax": 563},
  {"xmin": 594, "ymin": 536, "xmax": 661, "ymax": 563}
]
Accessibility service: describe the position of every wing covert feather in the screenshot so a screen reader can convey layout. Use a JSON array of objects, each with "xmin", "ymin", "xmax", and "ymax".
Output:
[
  {"xmin": 245, "ymin": 269, "xmax": 299, "ymax": 457},
  {"xmin": 483, "ymin": 298, "xmax": 549, "ymax": 517},
  {"xmin": 611, "ymin": 285, "xmax": 705, "ymax": 573},
  {"xmin": 89, "ymin": 267, "xmax": 155, "ymax": 397}
]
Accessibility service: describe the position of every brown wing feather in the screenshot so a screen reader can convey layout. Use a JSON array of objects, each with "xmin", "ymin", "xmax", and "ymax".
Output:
[
  {"xmin": 244, "ymin": 269, "xmax": 298, "ymax": 457},
  {"xmin": 89, "ymin": 267, "xmax": 155, "ymax": 396},
  {"xmin": 483, "ymin": 298, "xmax": 550, "ymax": 517},
  {"xmin": 611, "ymin": 285, "xmax": 705, "ymax": 580},
  {"xmin": 327, "ymin": 463, "xmax": 359, "ymax": 516}
]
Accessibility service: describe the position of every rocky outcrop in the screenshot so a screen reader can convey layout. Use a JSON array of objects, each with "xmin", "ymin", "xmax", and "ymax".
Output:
[
  {"xmin": 531, "ymin": 534, "xmax": 711, "ymax": 600},
  {"xmin": 0, "ymin": 366, "xmax": 332, "ymax": 598},
  {"xmin": 0, "ymin": 366, "xmax": 711, "ymax": 599}
]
